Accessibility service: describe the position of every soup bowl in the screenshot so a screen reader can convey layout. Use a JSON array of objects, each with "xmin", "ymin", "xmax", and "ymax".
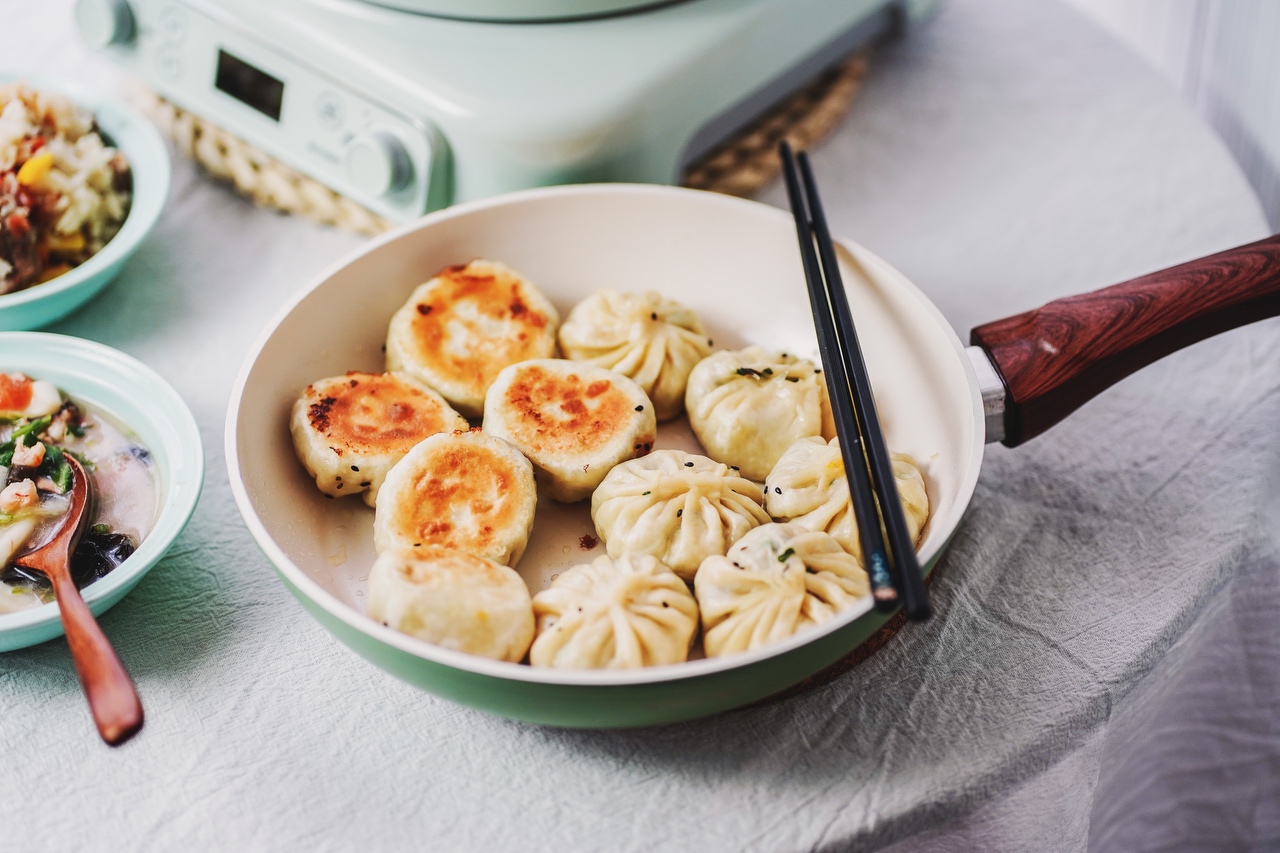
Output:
[{"xmin": 0, "ymin": 332, "xmax": 204, "ymax": 651}]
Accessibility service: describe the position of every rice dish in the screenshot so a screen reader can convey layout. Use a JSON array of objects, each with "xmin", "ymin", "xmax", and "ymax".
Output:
[{"xmin": 0, "ymin": 83, "xmax": 131, "ymax": 294}]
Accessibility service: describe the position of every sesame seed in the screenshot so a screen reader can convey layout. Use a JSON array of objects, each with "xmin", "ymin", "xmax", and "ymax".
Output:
[
  {"xmin": 684, "ymin": 461, "xmax": 694, "ymax": 467},
  {"xmin": 635, "ymin": 405, "xmax": 643, "ymax": 411}
]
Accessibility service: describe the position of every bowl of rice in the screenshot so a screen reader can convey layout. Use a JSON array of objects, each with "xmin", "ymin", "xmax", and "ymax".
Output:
[{"xmin": 0, "ymin": 76, "xmax": 169, "ymax": 331}]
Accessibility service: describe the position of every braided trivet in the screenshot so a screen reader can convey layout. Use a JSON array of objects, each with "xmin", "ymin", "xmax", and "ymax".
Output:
[
  {"xmin": 682, "ymin": 55, "xmax": 867, "ymax": 196},
  {"xmin": 140, "ymin": 54, "xmax": 866, "ymax": 233},
  {"xmin": 140, "ymin": 89, "xmax": 395, "ymax": 235}
]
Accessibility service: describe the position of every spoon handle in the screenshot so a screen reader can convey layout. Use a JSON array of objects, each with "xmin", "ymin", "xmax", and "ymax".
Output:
[{"xmin": 49, "ymin": 570, "xmax": 144, "ymax": 746}]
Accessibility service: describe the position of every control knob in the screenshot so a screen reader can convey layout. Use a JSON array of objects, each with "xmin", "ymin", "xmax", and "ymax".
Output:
[
  {"xmin": 343, "ymin": 131, "xmax": 414, "ymax": 198},
  {"xmin": 74, "ymin": 0, "xmax": 136, "ymax": 48}
]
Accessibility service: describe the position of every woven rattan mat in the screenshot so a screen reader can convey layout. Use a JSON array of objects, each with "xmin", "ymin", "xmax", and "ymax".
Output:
[{"xmin": 143, "ymin": 55, "xmax": 867, "ymax": 234}]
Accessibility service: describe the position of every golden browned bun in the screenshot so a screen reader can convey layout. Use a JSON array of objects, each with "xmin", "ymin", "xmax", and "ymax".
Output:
[
  {"xmin": 373, "ymin": 428, "xmax": 537, "ymax": 566},
  {"xmin": 385, "ymin": 260, "xmax": 559, "ymax": 417},
  {"xmin": 290, "ymin": 371, "xmax": 469, "ymax": 506},
  {"xmin": 483, "ymin": 359, "xmax": 656, "ymax": 502}
]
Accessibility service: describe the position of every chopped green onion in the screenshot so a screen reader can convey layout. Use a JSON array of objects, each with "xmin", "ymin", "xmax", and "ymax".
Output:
[
  {"xmin": 12, "ymin": 415, "xmax": 51, "ymax": 442},
  {"xmin": 777, "ymin": 547, "xmax": 796, "ymax": 563}
]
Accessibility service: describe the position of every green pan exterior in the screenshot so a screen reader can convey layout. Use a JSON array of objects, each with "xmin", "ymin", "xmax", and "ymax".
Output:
[{"xmin": 276, "ymin": 549, "xmax": 945, "ymax": 728}]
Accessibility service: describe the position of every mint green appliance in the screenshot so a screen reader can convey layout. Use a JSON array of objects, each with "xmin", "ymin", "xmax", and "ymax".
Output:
[{"xmin": 76, "ymin": 0, "xmax": 935, "ymax": 221}]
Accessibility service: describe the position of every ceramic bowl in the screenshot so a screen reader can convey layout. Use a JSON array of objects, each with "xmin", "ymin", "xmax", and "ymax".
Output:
[
  {"xmin": 227, "ymin": 184, "xmax": 981, "ymax": 727},
  {"xmin": 0, "ymin": 75, "xmax": 170, "ymax": 331},
  {"xmin": 0, "ymin": 333, "xmax": 204, "ymax": 651}
]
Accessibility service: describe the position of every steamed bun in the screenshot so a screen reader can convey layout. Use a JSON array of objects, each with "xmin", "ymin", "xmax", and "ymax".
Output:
[
  {"xmin": 591, "ymin": 449, "xmax": 770, "ymax": 581},
  {"xmin": 685, "ymin": 347, "xmax": 833, "ymax": 481},
  {"xmin": 557, "ymin": 290, "xmax": 712, "ymax": 421},
  {"xmin": 530, "ymin": 553, "xmax": 698, "ymax": 669},
  {"xmin": 694, "ymin": 522, "xmax": 870, "ymax": 657},
  {"xmin": 765, "ymin": 436, "xmax": 929, "ymax": 563}
]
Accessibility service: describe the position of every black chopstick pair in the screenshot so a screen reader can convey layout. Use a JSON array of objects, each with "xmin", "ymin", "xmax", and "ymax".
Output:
[{"xmin": 779, "ymin": 141, "xmax": 931, "ymax": 621}]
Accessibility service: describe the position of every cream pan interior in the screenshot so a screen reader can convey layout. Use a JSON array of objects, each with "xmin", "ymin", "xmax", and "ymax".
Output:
[{"xmin": 227, "ymin": 184, "xmax": 983, "ymax": 685}]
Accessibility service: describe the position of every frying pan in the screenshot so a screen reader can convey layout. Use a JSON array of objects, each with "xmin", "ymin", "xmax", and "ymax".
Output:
[{"xmin": 227, "ymin": 184, "xmax": 1280, "ymax": 727}]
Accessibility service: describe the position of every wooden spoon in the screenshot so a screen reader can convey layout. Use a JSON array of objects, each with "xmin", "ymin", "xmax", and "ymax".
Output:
[{"xmin": 13, "ymin": 455, "xmax": 144, "ymax": 746}]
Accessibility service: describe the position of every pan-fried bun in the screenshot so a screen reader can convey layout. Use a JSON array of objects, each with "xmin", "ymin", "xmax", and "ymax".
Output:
[
  {"xmin": 367, "ymin": 546, "xmax": 534, "ymax": 662},
  {"xmin": 385, "ymin": 260, "xmax": 559, "ymax": 417},
  {"xmin": 291, "ymin": 371, "xmax": 468, "ymax": 506},
  {"xmin": 373, "ymin": 429, "xmax": 537, "ymax": 566},
  {"xmin": 483, "ymin": 359, "xmax": 656, "ymax": 502}
]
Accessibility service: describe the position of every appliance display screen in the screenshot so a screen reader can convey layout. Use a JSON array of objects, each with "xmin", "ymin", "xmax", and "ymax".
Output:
[{"xmin": 215, "ymin": 50, "xmax": 284, "ymax": 121}]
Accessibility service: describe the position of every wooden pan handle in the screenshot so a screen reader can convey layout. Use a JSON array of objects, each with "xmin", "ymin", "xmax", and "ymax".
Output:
[
  {"xmin": 51, "ymin": 570, "xmax": 145, "ymax": 746},
  {"xmin": 970, "ymin": 234, "xmax": 1280, "ymax": 447}
]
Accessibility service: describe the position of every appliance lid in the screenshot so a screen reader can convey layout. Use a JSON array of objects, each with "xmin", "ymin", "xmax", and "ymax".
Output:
[{"xmin": 352, "ymin": 0, "xmax": 685, "ymax": 22}]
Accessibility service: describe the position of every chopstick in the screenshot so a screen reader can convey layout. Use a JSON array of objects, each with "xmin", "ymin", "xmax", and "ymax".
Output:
[{"xmin": 779, "ymin": 141, "xmax": 931, "ymax": 621}]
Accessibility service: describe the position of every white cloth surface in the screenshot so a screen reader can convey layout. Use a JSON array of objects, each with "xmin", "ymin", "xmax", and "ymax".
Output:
[{"xmin": 2, "ymin": 0, "xmax": 1277, "ymax": 851}]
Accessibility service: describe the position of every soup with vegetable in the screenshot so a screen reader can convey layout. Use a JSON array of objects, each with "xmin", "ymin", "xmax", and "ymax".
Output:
[{"xmin": 0, "ymin": 372, "xmax": 158, "ymax": 613}]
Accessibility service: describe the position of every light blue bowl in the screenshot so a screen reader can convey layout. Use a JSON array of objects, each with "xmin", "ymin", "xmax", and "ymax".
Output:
[
  {"xmin": 0, "ymin": 75, "xmax": 169, "ymax": 331},
  {"xmin": 0, "ymin": 333, "xmax": 203, "ymax": 651}
]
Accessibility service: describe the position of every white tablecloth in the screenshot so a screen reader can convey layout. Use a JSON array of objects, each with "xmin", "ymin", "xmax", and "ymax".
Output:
[{"xmin": 4, "ymin": 1, "xmax": 1277, "ymax": 850}]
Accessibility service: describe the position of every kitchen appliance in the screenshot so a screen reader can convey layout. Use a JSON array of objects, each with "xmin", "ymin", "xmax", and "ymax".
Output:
[{"xmin": 74, "ymin": 0, "xmax": 934, "ymax": 222}]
